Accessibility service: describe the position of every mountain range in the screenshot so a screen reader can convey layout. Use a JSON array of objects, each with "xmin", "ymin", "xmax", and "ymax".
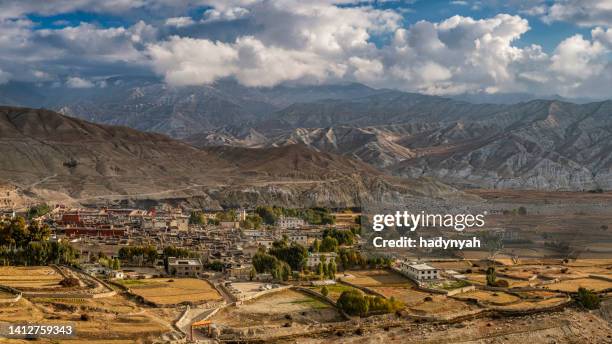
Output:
[
  {"xmin": 0, "ymin": 106, "xmax": 460, "ymax": 209},
  {"xmin": 1, "ymin": 78, "xmax": 611, "ymax": 191}
]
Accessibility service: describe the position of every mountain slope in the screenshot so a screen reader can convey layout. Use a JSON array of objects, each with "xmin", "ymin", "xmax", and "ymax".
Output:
[
  {"xmin": 188, "ymin": 99, "xmax": 612, "ymax": 190},
  {"xmin": 389, "ymin": 100, "xmax": 612, "ymax": 190},
  {"xmin": 0, "ymin": 106, "xmax": 456, "ymax": 208}
]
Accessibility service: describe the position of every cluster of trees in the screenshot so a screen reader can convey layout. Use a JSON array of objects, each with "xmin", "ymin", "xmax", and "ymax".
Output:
[
  {"xmin": 0, "ymin": 216, "xmax": 77, "ymax": 266},
  {"xmin": 188, "ymin": 211, "xmax": 206, "ymax": 225},
  {"xmin": 0, "ymin": 241, "xmax": 78, "ymax": 266},
  {"xmin": 269, "ymin": 240, "xmax": 308, "ymax": 270},
  {"xmin": 189, "ymin": 210, "xmax": 240, "ymax": 226},
  {"xmin": 311, "ymin": 237, "xmax": 338, "ymax": 253},
  {"xmin": 163, "ymin": 246, "xmax": 196, "ymax": 259},
  {"xmin": 316, "ymin": 260, "xmax": 337, "ymax": 280},
  {"xmin": 118, "ymin": 245, "xmax": 157, "ymax": 265},
  {"xmin": 27, "ymin": 204, "xmax": 51, "ymax": 219},
  {"xmin": 336, "ymin": 290, "xmax": 402, "ymax": 316},
  {"xmin": 322, "ymin": 228, "xmax": 355, "ymax": 246},
  {"xmin": 299, "ymin": 208, "xmax": 335, "ymax": 225},
  {"xmin": 98, "ymin": 255, "xmax": 121, "ymax": 270},
  {"xmin": 205, "ymin": 260, "xmax": 224, "ymax": 272},
  {"xmin": 0, "ymin": 217, "xmax": 51, "ymax": 247},
  {"xmin": 241, "ymin": 214, "xmax": 263, "ymax": 229},
  {"xmin": 251, "ymin": 238, "xmax": 309, "ymax": 281},
  {"xmin": 310, "ymin": 229, "xmax": 355, "ymax": 254},
  {"xmin": 252, "ymin": 250, "xmax": 292, "ymax": 281}
]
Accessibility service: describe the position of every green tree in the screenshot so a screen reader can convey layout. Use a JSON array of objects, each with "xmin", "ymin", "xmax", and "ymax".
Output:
[
  {"xmin": 256, "ymin": 206, "xmax": 278, "ymax": 225},
  {"xmin": 486, "ymin": 266, "xmax": 496, "ymax": 286},
  {"xmin": 337, "ymin": 290, "xmax": 369, "ymax": 316},
  {"xmin": 27, "ymin": 204, "xmax": 51, "ymax": 219},
  {"xmin": 112, "ymin": 258, "xmax": 121, "ymax": 270},
  {"xmin": 269, "ymin": 240, "xmax": 307, "ymax": 271},
  {"xmin": 311, "ymin": 239, "xmax": 320, "ymax": 253},
  {"xmin": 320, "ymin": 236, "xmax": 338, "ymax": 252},
  {"xmin": 321, "ymin": 285, "xmax": 329, "ymax": 297},
  {"xmin": 252, "ymin": 251, "xmax": 280, "ymax": 273},
  {"xmin": 328, "ymin": 261, "xmax": 337, "ymax": 279},
  {"xmin": 189, "ymin": 211, "xmax": 205, "ymax": 225},
  {"xmin": 206, "ymin": 260, "xmax": 224, "ymax": 272},
  {"xmin": 317, "ymin": 262, "xmax": 324, "ymax": 277},
  {"xmin": 28, "ymin": 222, "xmax": 51, "ymax": 242}
]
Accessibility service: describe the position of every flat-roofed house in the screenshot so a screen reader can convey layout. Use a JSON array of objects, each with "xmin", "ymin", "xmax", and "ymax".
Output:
[
  {"xmin": 277, "ymin": 216, "xmax": 305, "ymax": 229},
  {"xmin": 401, "ymin": 262, "xmax": 439, "ymax": 281},
  {"xmin": 168, "ymin": 257, "xmax": 203, "ymax": 277}
]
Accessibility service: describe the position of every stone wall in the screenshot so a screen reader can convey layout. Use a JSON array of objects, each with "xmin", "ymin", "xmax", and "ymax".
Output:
[{"xmin": 0, "ymin": 285, "xmax": 21, "ymax": 303}]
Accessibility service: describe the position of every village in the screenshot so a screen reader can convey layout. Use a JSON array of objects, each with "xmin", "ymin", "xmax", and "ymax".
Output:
[{"xmin": 0, "ymin": 200, "xmax": 611, "ymax": 343}]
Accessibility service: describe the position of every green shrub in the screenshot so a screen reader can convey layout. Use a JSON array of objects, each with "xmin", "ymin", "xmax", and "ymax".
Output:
[{"xmin": 575, "ymin": 287, "xmax": 600, "ymax": 310}]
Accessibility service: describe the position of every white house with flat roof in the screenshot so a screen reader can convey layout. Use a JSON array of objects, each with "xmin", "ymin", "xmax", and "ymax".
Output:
[
  {"xmin": 168, "ymin": 257, "xmax": 203, "ymax": 277},
  {"xmin": 400, "ymin": 261, "xmax": 439, "ymax": 281},
  {"xmin": 277, "ymin": 216, "xmax": 305, "ymax": 229}
]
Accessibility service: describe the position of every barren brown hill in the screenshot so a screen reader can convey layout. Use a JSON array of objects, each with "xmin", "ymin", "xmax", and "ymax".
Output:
[{"xmin": 0, "ymin": 106, "xmax": 456, "ymax": 209}]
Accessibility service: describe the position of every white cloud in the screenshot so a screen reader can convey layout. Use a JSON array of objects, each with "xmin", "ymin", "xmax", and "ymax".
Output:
[
  {"xmin": 592, "ymin": 26, "xmax": 612, "ymax": 49},
  {"xmin": 0, "ymin": 0, "xmax": 610, "ymax": 98},
  {"xmin": 386, "ymin": 14, "xmax": 533, "ymax": 94},
  {"xmin": 203, "ymin": 7, "xmax": 250, "ymax": 22},
  {"xmin": 542, "ymin": 0, "xmax": 612, "ymax": 27},
  {"xmin": 349, "ymin": 57, "xmax": 384, "ymax": 83},
  {"xmin": 147, "ymin": 36, "xmax": 238, "ymax": 85},
  {"xmin": 147, "ymin": 35, "xmax": 347, "ymax": 87},
  {"xmin": 165, "ymin": 17, "xmax": 195, "ymax": 28},
  {"xmin": 550, "ymin": 34, "xmax": 606, "ymax": 80},
  {"xmin": 66, "ymin": 76, "xmax": 94, "ymax": 88}
]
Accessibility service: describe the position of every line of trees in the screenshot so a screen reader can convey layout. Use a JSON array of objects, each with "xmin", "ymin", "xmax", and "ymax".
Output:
[
  {"xmin": 336, "ymin": 290, "xmax": 402, "ymax": 316},
  {"xmin": 118, "ymin": 245, "xmax": 158, "ymax": 266},
  {"xmin": 0, "ymin": 216, "xmax": 77, "ymax": 266}
]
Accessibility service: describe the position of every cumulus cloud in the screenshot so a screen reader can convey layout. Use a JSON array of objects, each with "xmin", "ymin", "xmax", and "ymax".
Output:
[
  {"xmin": 551, "ymin": 34, "xmax": 606, "ymax": 80},
  {"xmin": 147, "ymin": 35, "xmax": 346, "ymax": 87},
  {"xmin": 592, "ymin": 27, "xmax": 612, "ymax": 49},
  {"xmin": 0, "ymin": 0, "xmax": 610, "ymax": 98},
  {"xmin": 542, "ymin": 0, "xmax": 612, "ymax": 27},
  {"xmin": 384, "ymin": 14, "xmax": 534, "ymax": 94}
]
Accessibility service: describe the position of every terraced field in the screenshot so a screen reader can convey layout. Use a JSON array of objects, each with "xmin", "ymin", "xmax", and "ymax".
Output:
[{"xmin": 119, "ymin": 278, "xmax": 222, "ymax": 305}]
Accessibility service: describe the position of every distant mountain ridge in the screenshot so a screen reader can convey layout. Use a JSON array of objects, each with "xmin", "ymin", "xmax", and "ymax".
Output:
[
  {"xmin": 2, "ymin": 78, "xmax": 611, "ymax": 191},
  {"xmin": 188, "ymin": 99, "xmax": 612, "ymax": 190}
]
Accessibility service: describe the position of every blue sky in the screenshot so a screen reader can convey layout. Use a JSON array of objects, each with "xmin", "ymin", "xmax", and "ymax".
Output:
[{"xmin": 0, "ymin": 0, "xmax": 610, "ymax": 98}]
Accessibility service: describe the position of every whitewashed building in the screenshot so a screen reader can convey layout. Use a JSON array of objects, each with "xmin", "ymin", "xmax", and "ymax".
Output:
[
  {"xmin": 401, "ymin": 262, "xmax": 439, "ymax": 281},
  {"xmin": 277, "ymin": 216, "xmax": 305, "ymax": 229},
  {"xmin": 168, "ymin": 257, "xmax": 203, "ymax": 277}
]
